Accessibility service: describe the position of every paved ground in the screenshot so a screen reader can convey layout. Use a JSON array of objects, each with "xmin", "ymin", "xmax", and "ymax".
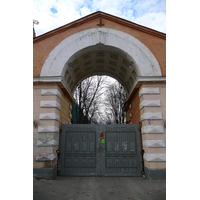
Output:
[{"xmin": 33, "ymin": 176, "xmax": 166, "ymax": 200}]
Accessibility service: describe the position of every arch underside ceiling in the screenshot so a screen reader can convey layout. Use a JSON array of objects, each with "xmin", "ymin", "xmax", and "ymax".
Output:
[
  {"xmin": 63, "ymin": 44, "xmax": 138, "ymax": 95},
  {"xmin": 40, "ymin": 28, "xmax": 162, "ymax": 98}
]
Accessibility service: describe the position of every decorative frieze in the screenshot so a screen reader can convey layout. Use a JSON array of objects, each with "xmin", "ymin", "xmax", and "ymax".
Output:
[
  {"xmin": 140, "ymin": 112, "xmax": 162, "ymax": 121},
  {"xmin": 37, "ymin": 139, "xmax": 58, "ymax": 147},
  {"xmin": 36, "ymin": 153, "xmax": 57, "ymax": 161},
  {"xmin": 38, "ymin": 126, "xmax": 59, "ymax": 133},
  {"xmin": 40, "ymin": 101, "xmax": 61, "ymax": 110},
  {"xmin": 41, "ymin": 89, "xmax": 61, "ymax": 98},
  {"xmin": 140, "ymin": 100, "xmax": 161, "ymax": 109},
  {"xmin": 139, "ymin": 87, "xmax": 159, "ymax": 97},
  {"xmin": 143, "ymin": 140, "xmax": 165, "ymax": 148},
  {"xmin": 39, "ymin": 113, "xmax": 60, "ymax": 121},
  {"xmin": 141, "ymin": 125, "xmax": 164, "ymax": 134},
  {"xmin": 143, "ymin": 153, "xmax": 166, "ymax": 162}
]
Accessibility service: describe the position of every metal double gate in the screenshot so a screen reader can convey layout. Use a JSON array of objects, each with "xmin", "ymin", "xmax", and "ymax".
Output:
[{"xmin": 59, "ymin": 124, "xmax": 142, "ymax": 176}]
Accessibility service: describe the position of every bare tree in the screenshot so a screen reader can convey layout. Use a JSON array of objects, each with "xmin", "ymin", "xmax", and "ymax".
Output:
[
  {"xmin": 104, "ymin": 81, "xmax": 126, "ymax": 124},
  {"xmin": 73, "ymin": 76, "xmax": 126, "ymax": 124},
  {"xmin": 73, "ymin": 75, "xmax": 108, "ymax": 124}
]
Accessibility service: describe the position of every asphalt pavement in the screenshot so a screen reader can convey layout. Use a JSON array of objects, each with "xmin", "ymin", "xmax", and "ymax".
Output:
[{"xmin": 33, "ymin": 176, "xmax": 166, "ymax": 200}]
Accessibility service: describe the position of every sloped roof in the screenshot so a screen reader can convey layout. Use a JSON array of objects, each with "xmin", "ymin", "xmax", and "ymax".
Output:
[{"xmin": 33, "ymin": 11, "xmax": 165, "ymax": 43}]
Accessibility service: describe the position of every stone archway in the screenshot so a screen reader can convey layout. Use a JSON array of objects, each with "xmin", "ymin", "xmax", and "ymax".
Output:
[
  {"xmin": 40, "ymin": 28, "xmax": 161, "ymax": 99},
  {"xmin": 33, "ymin": 18, "xmax": 166, "ymax": 179}
]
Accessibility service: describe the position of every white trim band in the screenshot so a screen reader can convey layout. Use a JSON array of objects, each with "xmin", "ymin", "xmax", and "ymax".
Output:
[
  {"xmin": 36, "ymin": 153, "xmax": 57, "ymax": 161},
  {"xmin": 140, "ymin": 100, "xmax": 161, "ymax": 109},
  {"xmin": 38, "ymin": 126, "xmax": 59, "ymax": 133},
  {"xmin": 41, "ymin": 89, "xmax": 61, "ymax": 99},
  {"xmin": 40, "ymin": 28, "xmax": 162, "ymax": 77},
  {"xmin": 139, "ymin": 87, "xmax": 159, "ymax": 97},
  {"xmin": 141, "ymin": 125, "xmax": 164, "ymax": 134},
  {"xmin": 143, "ymin": 140, "xmax": 165, "ymax": 148},
  {"xmin": 140, "ymin": 112, "xmax": 162, "ymax": 121},
  {"xmin": 143, "ymin": 153, "xmax": 166, "ymax": 162},
  {"xmin": 39, "ymin": 113, "xmax": 60, "ymax": 121},
  {"xmin": 40, "ymin": 101, "xmax": 61, "ymax": 110},
  {"xmin": 37, "ymin": 139, "xmax": 58, "ymax": 147},
  {"xmin": 33, "ymin": 76, "xmax": 62, "ymax": 82}
]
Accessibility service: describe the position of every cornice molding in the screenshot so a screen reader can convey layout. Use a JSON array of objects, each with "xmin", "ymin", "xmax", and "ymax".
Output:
[
  {"xmin": 33, "ymin": 76, "xmax": 62, "ymax": 82},
  {"xmin": 124, "ymin": 76, "xmax": 166, "ymax": 111},
  {"xmin": 33, "ymin": 76, "xmax": 75, "ymax": 103},
  {"xmin": 33, "ymin": 11, "xmax": 166, "ymax": 43}
]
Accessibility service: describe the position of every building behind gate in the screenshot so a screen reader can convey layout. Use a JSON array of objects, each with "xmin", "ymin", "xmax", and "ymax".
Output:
[{"xmin": 33, "ymin": 11, "xmax": 166, "ymax": 179}]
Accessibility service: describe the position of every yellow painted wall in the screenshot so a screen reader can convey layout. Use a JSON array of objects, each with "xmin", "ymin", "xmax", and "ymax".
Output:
[{"xmin": 59, "ymin": 90, "xmax": 72, "ymax": 127}]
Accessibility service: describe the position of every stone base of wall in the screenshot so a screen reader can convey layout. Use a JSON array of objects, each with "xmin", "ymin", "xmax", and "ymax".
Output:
[
  {"xmin": 144, "ymin": 166, "xmax": 166, "ymax": 180},
  {"xmin": 33, "ymin": 165, "xmax": 57, "ymax": 180}
]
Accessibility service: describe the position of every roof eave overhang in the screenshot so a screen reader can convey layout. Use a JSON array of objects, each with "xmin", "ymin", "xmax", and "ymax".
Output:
[{"xmin": 33, "ymin": 11, "xmax": 166, "ymax": 43}]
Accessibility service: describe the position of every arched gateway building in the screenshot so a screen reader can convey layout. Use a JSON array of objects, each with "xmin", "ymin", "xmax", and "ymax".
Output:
[{"xmin": 33, "ymin": 11, "xmax": 166, "ymax": 179}]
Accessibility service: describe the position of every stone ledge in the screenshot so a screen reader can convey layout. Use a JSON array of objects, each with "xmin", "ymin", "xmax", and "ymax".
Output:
[
  {"xmin": 141, "ymin": 125, "xmax": 164, "ymax": 134},
  {"xmin": 143, "ymin": 140, "xmax": 165, "ymax": 147},
  {"xmin": 40, "ymin": 101, "xmax": 61, "ymax": 110},
  {"xmin": 140, "ymin": 112, "xmax": 162, "ymax": 121},
  {"xmin": 37, "ymin": 139, "xmax": 58, "ymax": 147},
  {"xmin": 143, "ymin": 153, "xmax": 166, "ymax": 162},
  {"xmin": 38, "ymin": 126, "xmax": 59, "ymax": 133},
  {"xmin": 35, "ymin": 153, "xmax": 57, "ymax": 161},
  {"xmin": 139, "ymin": 87, "xmax": 159, "ymax": 97},
  {"xmin": 41, "ymin": 89, "xmax": 61, "ymax": 99},
  {"xmin": 39, "ymin": 113, "xmax": 60, "ymax": 121},
  {"xmin": 140, "ymin": 100, "xmax": 161, "ymax": 109}
]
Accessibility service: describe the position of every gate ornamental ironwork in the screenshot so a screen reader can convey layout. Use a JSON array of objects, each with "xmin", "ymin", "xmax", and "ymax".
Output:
[{"xmin": 59, "ymin": 124, "xmax": 142, "ymax": 176}]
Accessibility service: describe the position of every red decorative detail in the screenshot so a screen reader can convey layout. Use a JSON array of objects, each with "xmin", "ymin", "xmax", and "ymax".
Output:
[
  {"xmin": 57, "ymin": 159, "xmax": 60, "ymax": 175},
  {"xmin": 100, "ymin": 131, "xmax": 105, "ymax": 140}
]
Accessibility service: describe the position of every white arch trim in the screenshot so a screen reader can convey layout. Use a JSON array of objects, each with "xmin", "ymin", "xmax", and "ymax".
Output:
[{"xmin": 40, "ymin": 28, "xmax": 161, "ymax": 77}]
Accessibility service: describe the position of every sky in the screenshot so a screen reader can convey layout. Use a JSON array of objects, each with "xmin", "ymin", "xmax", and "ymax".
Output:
[{"xmin": 33, "ymin": 0, "xmax": 166, "ymax": 36}]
